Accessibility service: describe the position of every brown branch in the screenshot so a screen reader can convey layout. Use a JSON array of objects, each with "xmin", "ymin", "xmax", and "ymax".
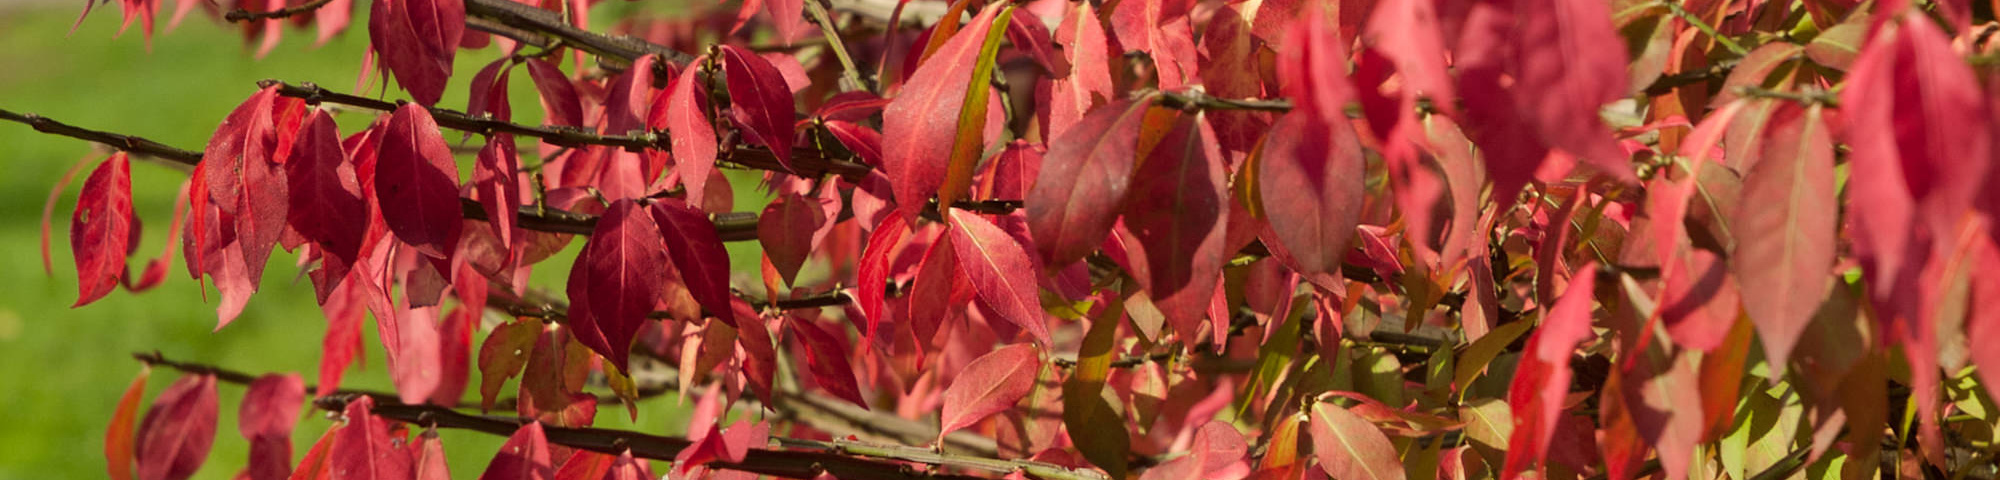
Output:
[
  {"xmin": 462, "ymin": 0, "xmax": 694, "ymax": 67},
  {"xmin": 225, "ymin": 0, "xmax": 336, "ymax": 22},
  {"xmin": 0, "ymin": 109, "xmax": 200, "ymax": 170},
  {"xmin": 264, "ymin": 80, "xmax": 876, "ymax": 180},
  {"xmin": 135, "ymin": 351, "xmax": 1100, "ymax": 480}
]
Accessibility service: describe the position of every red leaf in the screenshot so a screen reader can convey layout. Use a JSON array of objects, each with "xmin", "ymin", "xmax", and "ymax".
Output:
[
  {"xmin": 822, "ymin": 120, "xmax": 882, "ymax": 167},
  {"xmin": 239, "ymin": 374, "xmax": 304, "ymax": 480},
  {"xmin": 938, "ymin": 343, "xmax": 1041, "ymax": 440},
  {"xmin": 552, "ymin": 450, "xmax": 614, "ymax": 480},
  {"xmin": 605, "ymin": 451, "xmax": 649, "ymax": 480},
  {"xmin": 908, "ymin": 230, "xmax": 963, "ymax": 347},
  {"xmin": 106, "ymin": 368, "xmax": 148, "ymax": 480},
  {"xmin": 467, "ymin": 58, "xmax": 513, "ymax": 123},
  {"xmin": 319, "ymin": 275, "xmax": 369, "ymax": 398},
  {"xmin": 732, "ymin": 301, "xmax": 779, "ymax": 406},
  {"xmin": 72, "ymin": 152, "xmax": 134, "ymax": 307},
  {"xmin": 368, "ymin": 0, "xmax": 462, "ymax": 105},
  {"xmin": 1044, "ymin": 1, "xmax": 1115, "ymax": 140},
  {"xmin": 649, "ymin": 199, "xmax": 733, "ymax": 325},
  {"xmin": 765, "ymin": 0, "xmax": 808, "ymax": 44},
  {"xmin": 1142, "ymin": 421, "xmax": 1251, "ymax": 480},
  {"xmin": 1258, "ymin": 111, "xmax": 1364, "ymax": 290},
  {"xmin": 135, "ymin": 374, "xmax": 218, "ymax": 480},
  {"xmin": 393, "ymin": 306, "xmax": 445, "ymax": 405},
  {"xmin": 435, "ymin": 305, "xmax": 476, "ymax": 406},
  {"xmin": 757, "ymin": 192, "xmax": 824, "ymax": 286},
  {"xmin": 375, "ymin": 103, "xmax": 464, "ymax": 261},
  {"xmin": 480, "ymin": 422, "xmax": 553, "ymax": 480},
  {"xmin": 718, "ymin": 418, "xmax": 770, "ymax": 463},
  {"xmin": 603, "ymin": 54, "xmax": 658, "ymax": 138},
  {"xmin": 412, "ymin": 431, "xmax": 449, "ymax": 480},
  {"xmin": 290, "ymin": 425, "xmax": 338, "ymax": 480},
  {"xmin": 1501, "ymin": 262, "xmax": 1598, "ymax": 480},
  {"xmin": 856, "ymin": 218, "xmax": 908, "ymax": 343},
  {"xmin": 1505, "ymin": 0, "xmax": 1635, "ymax": 183},
  {"xmin": 1026, "ymin": 99, "xmax": 1150, "ymax": 268},
  {"xmin": 881, "ymin": 3, "xmax": 1008, "ymax": 222},
  {"xmin": 1309, "ymin": 400, "xmax": 1406, "ymax": 480},
  {"xmin": 568, "ymin": 199, "xmax": 669, "ymax": 373},
  {"xmin": 1840, "ymin": 14, "xmax": 1992, "ymax": 337},
  {"xmin": 1733, "ymin": 104, "xmax": 1836, "ymax": 376},
  {"xmin": 289, "ymin": 111, "xmax": 369, "ymax": 301},
  {"xmin": 1109, "ymin": 0, "xmax": 1198, "ymax": 88},
  {"xmin": 1124, "ymin": 113, "xmax": 1230, "ymax": 344},
  {"xmin": 525, "ymin": 59, "xmax": 584, "ymax": 128},
  {"xmin": 654, "ymin": 59, "xmax": 719, "ymax": 209},
  {"xmin": 787, "ymin": 315, "xmax": 868, "ymax": 408},
  {"xmin": 1276, "ymin": 7, "xmax": 1351, "ymax": 124},
  {"xmin": 474, "ymin": 134, "xmax": 523, "ymax": 260},
  {"xmin": 948, "ymin": 209, "xmax": 1052, "ymax": 345},
  {"xmin": 719, "ymin": 45, "xmax": 797, "ymax": 171},
  {"xmin": 1360, "ymin": 0, "xmax": 1453, "ymax": 114}
]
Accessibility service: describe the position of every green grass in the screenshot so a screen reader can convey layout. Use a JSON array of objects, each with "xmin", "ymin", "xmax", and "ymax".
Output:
[{"xmin": 0, "ymin": 5, "xmax": 758, "ymax": 479}]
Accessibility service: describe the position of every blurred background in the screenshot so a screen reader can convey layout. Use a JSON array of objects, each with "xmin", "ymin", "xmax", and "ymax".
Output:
[{"xmin": 0, "ymin": 2, "xmax": 741, "ymax": 478}]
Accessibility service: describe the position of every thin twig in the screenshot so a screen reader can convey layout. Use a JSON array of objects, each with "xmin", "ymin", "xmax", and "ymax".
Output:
[
  {"xmin": 135, "ymin": 351, "xmax": 1100, "ymax": 480},
  {"xmin": 225, "ymin": 0, "xmax": 336, "ymax": 22},
  {"xmin": 804, "ymin": 0, "xmax": 874, "ymax": 92},
  {"xmin": 462, "ymin": 0, "xmax": 694, "ymax": 67}
]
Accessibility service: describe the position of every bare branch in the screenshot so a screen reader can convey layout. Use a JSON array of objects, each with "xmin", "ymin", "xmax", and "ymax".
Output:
[
  {"xmin": 134, "ymin": 351, "xmax": 1104, "ymax": 480},
  {"xmin": 225, "ymin": 0, "xmax": 336, "ymax": 22}
]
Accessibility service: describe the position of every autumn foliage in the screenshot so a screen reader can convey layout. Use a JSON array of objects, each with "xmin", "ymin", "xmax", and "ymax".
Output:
[{"xmin": 21, "ymin": 0, "xmax": 2000, "ymax": 478}]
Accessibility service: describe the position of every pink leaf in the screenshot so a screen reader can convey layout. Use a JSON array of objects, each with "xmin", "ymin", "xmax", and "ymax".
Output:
[
  {"xmin": 938, "ymin": 343, "xmax": 1041, "ymax": 440},
  {"xmin": 474, "ymin": 135, "xmax": 523, "ymax": 256},
  {"xmin": 135, "ymin": 374, "xmax": 218, "ymax": 480},
  {"xmin": 1309, "ymin": 400, "xmax": 1406, "ymax": 480},
  {"xmin": 479, "ymin": 422, "xmax": 553, "ymax": 480},
  {"xmin": 1025, "ymin": 99, "xmax": 1150, "ymax": 268},
  {"xmin": 654, "ymin": 59, "xmax": 719, "ymax": 209},
  {"xmin": 948, "ymin": 209, "xmax": 1052, "ymax": 345},
  {"xmin": 1043, "ymin": 1, "xmax": 1115, "ymax": 140},
  {"xmin": 239, "ymin": 374, "xmax": 304, "ymax": 480},
  {"xmin": 766, "ymin": 0, "xmax": 808, "ymax": 44},
  {"xmin": 375, "ymin": 103, "xmax": 464, "ymax": 261},
  {"xmin": 1258, "ymin": 110, "xmax": 1364, "ymax": 290},
  {"xmin": 72, "ymin": 152, "xmax": 134, "ymax": 307},
  {"xmin": 412, "ymin": 431, "xmax": 450, "ymax": 480},
  {"xmin": 1733, "ymin": 104, "xmax": 1835, "ymax": 376}
]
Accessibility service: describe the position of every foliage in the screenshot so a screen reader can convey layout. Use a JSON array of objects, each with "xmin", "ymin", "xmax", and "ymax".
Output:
[{"xmin": 12, "ymin": 0, "xmax": 2000, "ymax": 478}]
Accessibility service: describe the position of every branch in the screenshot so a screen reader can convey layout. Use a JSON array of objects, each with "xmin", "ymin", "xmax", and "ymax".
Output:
[
  {"xmin": 0, "ymin": 109, "xmax": 200, "ymax": 170},
  {"xmin": 134, "ymin": 351, "xmax": 1101, "ymax": 480},
  {"xmin": 264, "ymin": 80, "xmax": 876, "ymax": 180},
  {"xmin": 463, "ymin": 0, "xmax": 694, "ymax": 66},
  {"xmin": 1155, "ymin": 90, "xmax": 1294, "ymax": 112},
  {"xmin": 225, "ymin": 0, "xmax": 335, "ymax": 22}
]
